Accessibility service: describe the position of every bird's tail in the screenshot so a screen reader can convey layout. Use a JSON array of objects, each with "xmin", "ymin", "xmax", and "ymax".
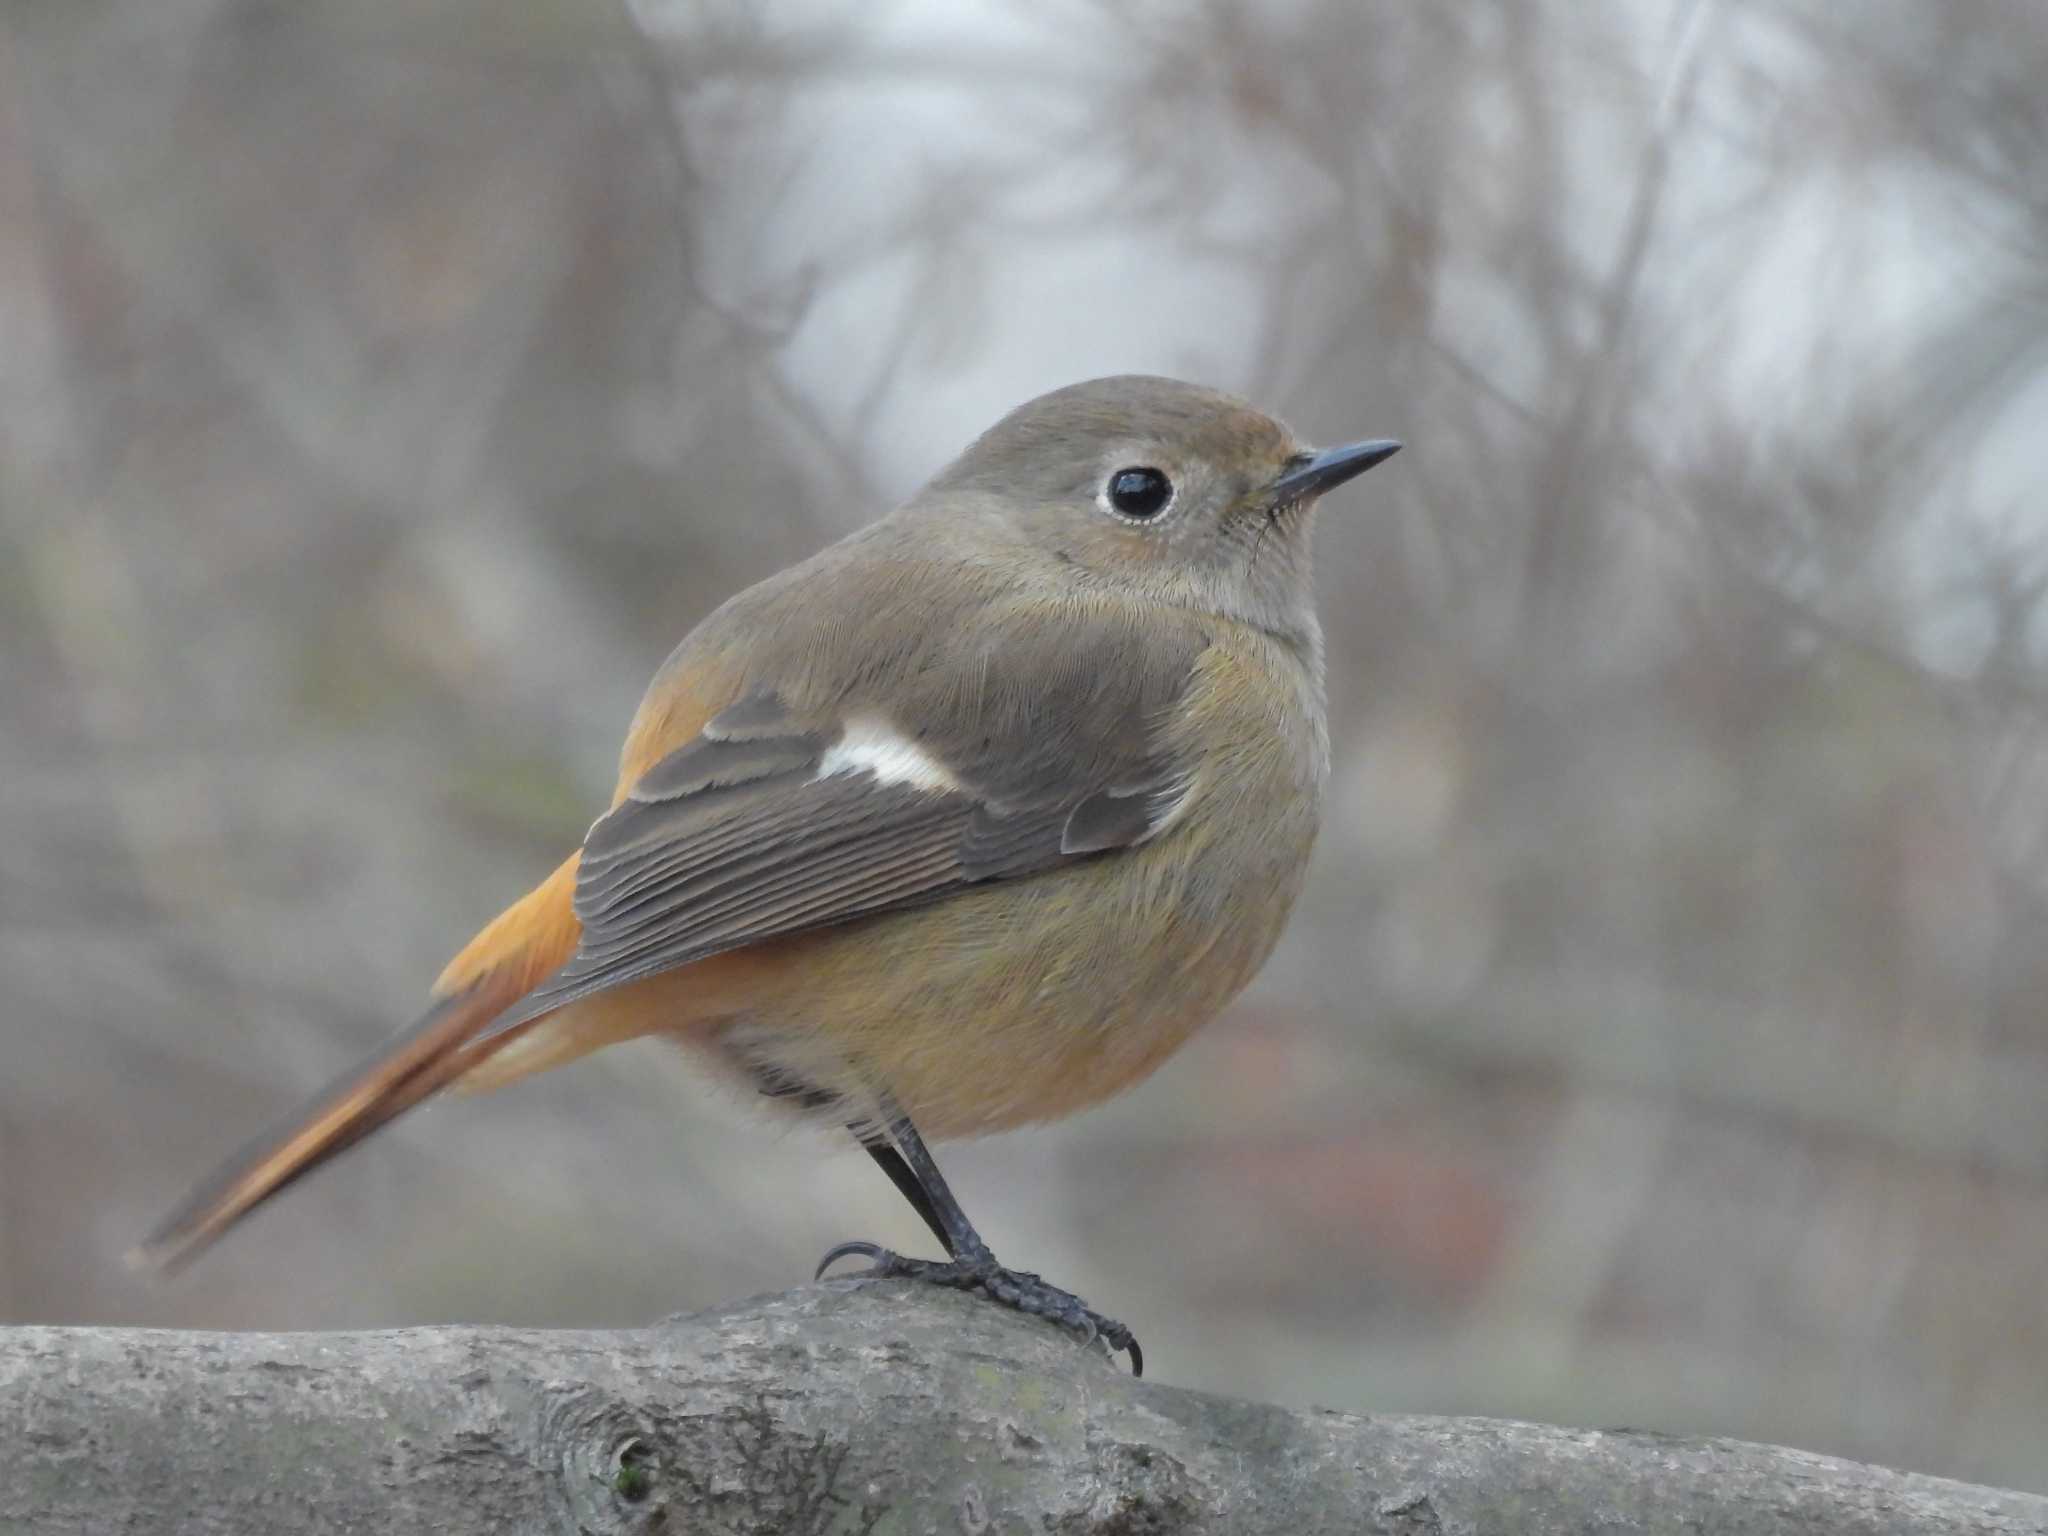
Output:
[
  {"xmin": 126, "ymin": 977, "xmax": 544, "ymax": 1274},
  {"xmin": 130, "ymin": 854, "xmax": 585, "ymax": 1274}
]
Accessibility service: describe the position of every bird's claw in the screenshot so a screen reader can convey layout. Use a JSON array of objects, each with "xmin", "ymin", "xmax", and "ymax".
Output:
[
  {"xmin": 811, "ymin": 1239, "xmax": 1143, "ymax": 1376},
  {"xmin": 814, "ymin": 1239, "xmax": 889, "ymax": 1281}
]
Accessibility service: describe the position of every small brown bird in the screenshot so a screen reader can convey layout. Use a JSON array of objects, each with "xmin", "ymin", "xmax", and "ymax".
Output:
[{"xmin": 134, "ymin": 375, "xmax": 1399, "ymax": 1373}]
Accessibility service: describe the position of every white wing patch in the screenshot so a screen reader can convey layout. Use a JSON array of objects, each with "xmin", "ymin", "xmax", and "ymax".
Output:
[
  {"xmin": 1142, "ymin": 775, "xmax": 1198, "ymax": 842},
  {"xmin": 816, "ymin": 718, "xmax": 961, "ymax": 793}
]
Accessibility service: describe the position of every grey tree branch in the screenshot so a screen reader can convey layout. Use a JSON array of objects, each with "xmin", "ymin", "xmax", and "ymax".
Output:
[{"xmin": 2, "ymin": 1282, "xmax": 2042, "ymax": 1535}]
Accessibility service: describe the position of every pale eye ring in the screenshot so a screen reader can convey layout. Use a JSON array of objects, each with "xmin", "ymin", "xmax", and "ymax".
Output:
[{"xmin": 1100, "ymin": 465, "xmax": 1174, "ymax": 522}]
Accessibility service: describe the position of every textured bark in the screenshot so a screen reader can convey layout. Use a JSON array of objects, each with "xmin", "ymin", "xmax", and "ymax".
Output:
[{"xmin": 2, "ymin": 1282, "xmax": 2042, "ymax": 1535}]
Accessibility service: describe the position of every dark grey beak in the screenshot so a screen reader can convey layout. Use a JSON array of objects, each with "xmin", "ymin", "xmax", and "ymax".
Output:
[{"xmin": 1268, "ymin": 438, "xmax": 1402, "ymax": 504}]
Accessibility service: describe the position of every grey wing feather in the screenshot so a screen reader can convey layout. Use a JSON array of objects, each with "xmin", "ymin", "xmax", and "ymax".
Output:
[
  {"xmin": 1060, "ymin": 771, "xmax": 1179, "ymax": 855},
  {"xmin": 482, "ymin": 640, "xmax": 1201, "ymax": 1037}
]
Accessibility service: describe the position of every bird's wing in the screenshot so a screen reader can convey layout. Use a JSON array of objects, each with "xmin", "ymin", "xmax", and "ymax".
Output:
[{"xmin": 483, "ymin": 640, "xmax": 1200, "ymax": 1039}]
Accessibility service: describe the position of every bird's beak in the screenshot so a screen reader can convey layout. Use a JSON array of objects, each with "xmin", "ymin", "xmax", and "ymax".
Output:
[{"xmin": 1267, "ymin": 438, "xmax": 1402, "ymax": 504}]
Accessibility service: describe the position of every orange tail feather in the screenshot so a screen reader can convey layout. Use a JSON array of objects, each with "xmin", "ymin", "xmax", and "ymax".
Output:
[
  {"xmin": 128, "ymin": 983, "xmax": 525, "ymax": 1272},
  {"xmin": 131, "ymin": 856, "xmax": 583, "ymax": 1273}
]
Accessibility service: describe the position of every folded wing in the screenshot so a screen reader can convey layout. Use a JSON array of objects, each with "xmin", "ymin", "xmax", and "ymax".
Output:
[{"xmin": 485, "ymin": 682, "xmax": 1190, "ymax": 1036}]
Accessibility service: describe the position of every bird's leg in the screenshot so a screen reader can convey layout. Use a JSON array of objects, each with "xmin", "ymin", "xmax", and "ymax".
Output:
[
  {"xmin": 855, "ymin": 1131, "xmax": 955, "ymax": 1256},
  {"xmin": 753, "ymin": 1066, "xmax": 956, "ymax": 1255},
  {"xmin": 816, "ymin": 1107, "xmax": 1142, "ymax": 1376}
]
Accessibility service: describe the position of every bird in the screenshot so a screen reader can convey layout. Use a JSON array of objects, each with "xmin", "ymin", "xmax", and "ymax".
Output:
[{"xmin": 132, "ymin": 374, "xmax": 1400, "ymax": 1375}]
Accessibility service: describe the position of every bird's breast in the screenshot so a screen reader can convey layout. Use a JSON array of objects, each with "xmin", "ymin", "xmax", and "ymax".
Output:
[{"xmin": 711, "ymin": 631, "xmax": 1326, "ymax": 1138}]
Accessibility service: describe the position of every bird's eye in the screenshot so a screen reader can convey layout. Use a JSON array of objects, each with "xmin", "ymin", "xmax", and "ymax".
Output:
[{"xmin": 1103, "ymin": 466, "xmax": 1173, "ymax": 521}]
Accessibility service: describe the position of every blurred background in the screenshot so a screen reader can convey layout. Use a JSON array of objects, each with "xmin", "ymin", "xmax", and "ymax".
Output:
[{"xmin": 4, "ymin": 0, "xmax": 2047, "ymax": 1493}]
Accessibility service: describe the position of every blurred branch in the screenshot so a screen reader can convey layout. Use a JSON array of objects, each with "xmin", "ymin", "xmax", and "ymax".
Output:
[
  {"xmin": 1520, "ymin": 0, "xmax": 1718, "ymax": 652},
  {"xmin": 3, "ymin": 1284, "xmax": 2043, "ymax": 1535}
]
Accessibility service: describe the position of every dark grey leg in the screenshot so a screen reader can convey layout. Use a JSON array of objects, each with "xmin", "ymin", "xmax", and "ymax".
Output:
[
  {"xmin": 753, "ymin": 1065, "xmax": 954, "ymax": 1255},
  {"xmin": 816, "ymin": 1108, "xmax": 1142, "ymax": 1376},
  {"xmin": 857, "ymin": 1133, "xmax": 955, "ymax": 1256}
]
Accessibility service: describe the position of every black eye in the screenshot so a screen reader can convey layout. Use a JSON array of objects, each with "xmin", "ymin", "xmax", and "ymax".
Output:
[{"xmin": 1105, "ymin": 466, "xmax": 1173, "ymax": 520}]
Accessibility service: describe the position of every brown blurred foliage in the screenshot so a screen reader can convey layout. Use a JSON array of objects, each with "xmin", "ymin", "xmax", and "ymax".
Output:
[{"xmin": 3, "ymin": 0, "xmax": 2046, "ymax": 1493}]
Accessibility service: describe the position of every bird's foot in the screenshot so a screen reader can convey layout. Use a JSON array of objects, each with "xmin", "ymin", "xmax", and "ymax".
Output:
[{"xmin": 816, "ymin": 1239, "xmax": 1142, "ymax": 1376}]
